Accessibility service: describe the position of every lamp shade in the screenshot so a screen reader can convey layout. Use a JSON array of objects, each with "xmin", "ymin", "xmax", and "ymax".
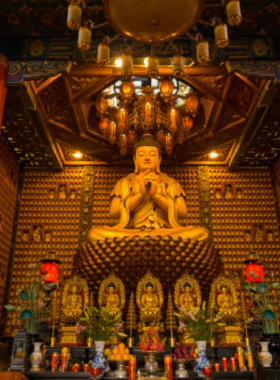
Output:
[
  {"xmin": 226, "ymin": 0, "xmax": 242, "ymax": 26},
  {"xmin": 41, "ymin": 261, "xmax": 59, "ymax": 283},
  {"xmin": 66, "ymin": 4, "xmax": 82, "ymax": 31},
  {"xmin": 78, "ymin": 26, "xmax": 92, "ymax": 51},
  {"xmin": 196, "ymin": 40, "xmax": 210, "ymax": 64},
  {"xmin": 214, "ymin": 23, "xmax": 229, "ymax": 48},
  {"xmin": 160, "ymin": 79, "xmax": 174, "ymax": 99},
  {"xmin": 246, "ymin": 262, "xmax": 264, "ymax": 283}
]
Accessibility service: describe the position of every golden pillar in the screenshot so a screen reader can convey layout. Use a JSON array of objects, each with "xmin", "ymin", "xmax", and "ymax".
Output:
[{"xmin": 0, "ymin": 54, "xmax": 8, "ymax": 133}]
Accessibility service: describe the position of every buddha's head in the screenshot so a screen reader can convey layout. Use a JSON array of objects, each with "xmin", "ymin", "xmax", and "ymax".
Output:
[
  {"xmin": 220, "ymin": 285, "xmax": 228, "ymax": 294},
  {"xmin": 108, "ymin": 283, "xmax": 116, "ymax": 293},
  {"xmin": 133, "ymin": 134, "xmax": 161, "ymax": 174},
  {"xmin": 145, "ymin": 281, "xmax": 154, "ymax": 293},
  {"xmin": 72, "ymin": 285, "xmax": 79, "ymax": 294},
  {"xmin": 183, "ymin": 282, "xmax": 192, "ymax": 293}
]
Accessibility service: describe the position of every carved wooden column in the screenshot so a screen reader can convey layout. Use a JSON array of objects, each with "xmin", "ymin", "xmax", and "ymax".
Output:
[{"xmin": 0, "ymin": 54, "xmax": 8, "ymax": 133}]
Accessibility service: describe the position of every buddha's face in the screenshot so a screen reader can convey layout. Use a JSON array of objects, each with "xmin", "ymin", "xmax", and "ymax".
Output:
[
  {"xmin": 146, "ymin": 285, "xmax": 153, "ymax": 293},
  {"xmin": 184, "ymin": 286, "xmax": 191, "ymax": 293},
  {"xmin": 135, "ymin": 146, "xmax": 161, "ymax": 173},
  {"xmin": 221, "ymin": 286, "xmax": 227, "ymax": 294},
  {"xmin": 108, "ymin": 286, "xmax": 115, "ymax": 294},
  {"xmin": 72, "ymin": 285, "xmax": 78, "ymax": 294}
]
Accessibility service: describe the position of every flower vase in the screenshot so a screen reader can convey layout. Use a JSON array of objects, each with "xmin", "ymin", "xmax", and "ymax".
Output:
[
  {"xmin": 259, "ymin": 341, "xmax": 272, "ymax": 367},
  {"xmin": 29, "ymin": 342, "xmax": 42, "ymax": 371},
  {"xmin": 195, "ymin": 341, "xmax": 210, "ymax": 378},
  {"xmin": 92, "ymin": 340, "xmax": 106, "ymax": 372}
]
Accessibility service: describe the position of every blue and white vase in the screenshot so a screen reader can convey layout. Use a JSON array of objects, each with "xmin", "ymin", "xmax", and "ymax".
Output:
[
  {"xmin": 92, "ymin": 340, "xmax": 106, "ymax": 372},
  {"xmin": 194, "ymin": 341, "xmax": 210, "ymax": 377}
]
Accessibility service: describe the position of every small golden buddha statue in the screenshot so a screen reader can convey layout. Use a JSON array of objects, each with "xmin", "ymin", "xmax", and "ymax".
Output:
[
  {"xmin": 86, "ymin": 134, "xmax": 210, "ymax": 243},
  {"xmin": 98, "ymin": 273, "xmax": 125, "ymax": 318},
  {"xmin": 217, "ymin": 285, "xmax": 234, "ymax": 315},
  {"xmin": 63, "ymin": 284, "xmax": 83, "ymax": 322},
  {"xmin": 103, "ymin": 283, "xmax": 121, "ymax": 315},
  {"xmin": 179, "ymin": 282, "xmax": 196, "ymax": 312},
  {"xmin": 33, "ymin": 226, "xmax": 42, "ymax": 242},
  {"xmin": 60, "ymin": 276, "xmax": 89, "ymax": 344},
  {"xmin": 137, "ymin": 271, "xmax": 163, "ymax": 325}
]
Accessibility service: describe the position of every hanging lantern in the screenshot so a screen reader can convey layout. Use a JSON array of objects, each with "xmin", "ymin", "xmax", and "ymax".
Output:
[
  {"xmin": 41, "ymin": 250, "xmax": 60, "ymax": 283},
  {"xmin": 66, "ymin": 4, "xmax": 82, "ymax": 31},
  {"xmin": 95, "ymin": 96, "xmax": 108, "ymax": 116},
  {"xmin": 119, "ymin": 134, "xmax": 127, "ymax": 156},
  {"xmin": 165, "ymin": 133, "xmax": 173, "ymax": 155},
  {"xmin": 117, "ymin": 108, "xmax": 127, "ymax": 133},
  {"xmin": 182, "ymin": 116, "xmax": 194, "ymax": 132},
  {"xmin": 214, "ymin": 21, "xmax": 229, "ymax": 48},
  {"xmin": 185, "ymin": 92, "xmax": 199, "ymax": 118},
  {"xmin": 160, "ymin": 79, "xmax": 174, "ymax": 101},
  {"xmin": 226, "ymin": 0, "xmax": 242, "ymax": 26},
  {"xmin": 99, "ymin": 118, "xmax": 110, "ymax": 136},
  {"xmin": 196, "ymin": 40, "xmax": 210, "ymax": 64},
  {"xmin": 147, "ymin": 56, "xmax": 159, "ymax": 78},
  {"xmin": 169, "ymin": 108, "xmax": 177, "ymax": 134},
  {"xmin": 121, "ymin": 53, "xmax": 133, "ymax": 76},
  {"xmin": 120, "ymin": 81, "xmax": 135, "ymax": 98},
  {"xmin": 156, "ymin": 129, "xmax": 165, "ymax": 145},
  {"xmin": 97, "ymin": 40, "xmax": 110, "ymax": 64},
  {"xmin": 78, "ymin": 26, "xmax": 92, "ymax": 51},
  {"xmin": 127, "ymin": 130, "xmax": 137, "ymax": 147},
  {"xmin": 109, "ymin": 121, "xmax": 117, "ymax": 145},
  {"xmin": 172, "ymin": 54, "xmax": 184, "ymax": 77},
  {"xmin": 244, "ymin": 251, "xmax": 264, "ymax": 283}
]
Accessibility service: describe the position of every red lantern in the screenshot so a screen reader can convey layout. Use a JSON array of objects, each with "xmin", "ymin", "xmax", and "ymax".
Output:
[
  {"xmin": 99, "ymin": 118, "xmax": 110, "ymax": 136},
  {"xmin": 182, "ymin": 116, "xmax": 194, "ymax": 132},
  {"xmin": 185, "ymin": 92, "xmax": 199, "ymax": 118},
  {"xmin": 246, "ymin": 262, "xmax": 264, "ymax": 283},
  {"xmin": 160, "ymin": 79, "xmax": 174, "ymax": 100},
  {"xmin": 120, "ymin": 81, "xmax": 135, "ymax": 98},
  {"xmin": 41, "ymin": 250, "xmax": 60, "ymax": 283}
]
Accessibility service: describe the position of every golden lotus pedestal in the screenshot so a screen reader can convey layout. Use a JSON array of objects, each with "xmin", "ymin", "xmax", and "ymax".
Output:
[
  {"xmin": 218, "ymin": 326, "xmax": 244, "ymax": 346},
  {"xmin": 58, "ymin": 326, "xmax": 82, "ymax": 346},
  {"xmin": 76, "ymin": 235, "xmax": 222, "ymax": 300}
]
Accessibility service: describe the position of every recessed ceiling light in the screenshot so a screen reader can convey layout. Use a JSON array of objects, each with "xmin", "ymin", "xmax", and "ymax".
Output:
[
  {"xmin": 209, "ymin": 151, "xmax": 219, "ymax": 159},
  {"xmin": 73, "ymin": 151, "xmax": 83, "ymax": 159}
]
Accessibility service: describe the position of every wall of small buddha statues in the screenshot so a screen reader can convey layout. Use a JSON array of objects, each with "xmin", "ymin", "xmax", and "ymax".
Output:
[
  {"xmin": 0, "ymin": 139, "xmax": 20, "ymax": 329},
  {"xmin": 2, "ymin": 163, "xmax": 280, "ymax": 335}
]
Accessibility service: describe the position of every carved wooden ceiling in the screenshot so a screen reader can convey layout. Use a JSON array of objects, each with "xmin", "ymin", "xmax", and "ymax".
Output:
[
  {"xmin": 1, "ymin": 0, "xmax": 280, "ymax": 168},
  {"xmin": 2, "ymin": 65, "xmax": 272, "ymax": 168}
]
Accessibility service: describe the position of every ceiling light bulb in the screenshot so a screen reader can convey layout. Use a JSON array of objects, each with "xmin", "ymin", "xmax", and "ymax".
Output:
[
  {"xmin": 115, "ymin": 58, "xmax": 122, "ymax": 67},
  {"xmin": 73, "ymin": 151, "xmax": 83, "ymax": 158},
  {"xmin": 209, "ymin": 151, "xmax": 219, "ymax": 159}
]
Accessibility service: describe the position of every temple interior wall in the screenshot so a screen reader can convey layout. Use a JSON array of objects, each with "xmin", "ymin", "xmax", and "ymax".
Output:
[
  {"xmin": 0, "ymin": 139, "xmax": 20, "ymax": 328},
  {"xmin": 2, "ymin": 164, "xmax": 280, "ymax": 335}
]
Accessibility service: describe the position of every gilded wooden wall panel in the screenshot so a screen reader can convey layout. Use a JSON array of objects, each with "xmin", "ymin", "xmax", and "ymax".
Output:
[
  {"xmin": 5, "ymin": 164, "xmax": 280, "ymax": 333},
  {"xmin": 4, "ymin": 167, "xmax": 84, "ymax": 335},
  {"xmin": 0, "ymin": 139, "xmax": 20, "ymax": 322}
]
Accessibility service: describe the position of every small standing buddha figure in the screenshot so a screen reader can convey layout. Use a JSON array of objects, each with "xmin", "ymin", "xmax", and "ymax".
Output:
[
  {"xmin": 217, "ymin": 285, "xmax": 234, "ymax": 315},
  {"xmin": 179, "ymin": 282, "xmax": 196, "ymax": 313},
  {"xmin": 33, "ymin": 226, "xmax": 42, "ymax": 242},
  {"xmin": 103, "ymin": 283, "xmax": 121, "ymax": 317},
  {"xmin": 60, "ymin": 276, "xmax": 89, "ymax": 344},
  {"xmin": 63, "ymin": 284, "xmax": 83, "ymax": 322}
]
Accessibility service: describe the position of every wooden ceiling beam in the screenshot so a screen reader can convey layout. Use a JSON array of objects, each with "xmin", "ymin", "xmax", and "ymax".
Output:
[{"xmin": 71, "ymin": 76, "xmax": 115, "ymax": 104}]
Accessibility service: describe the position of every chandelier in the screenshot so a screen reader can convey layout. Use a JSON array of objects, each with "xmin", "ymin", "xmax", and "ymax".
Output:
[{"xmin": 94, "ymin": 77, "xmax": 199, "ymax": 156}]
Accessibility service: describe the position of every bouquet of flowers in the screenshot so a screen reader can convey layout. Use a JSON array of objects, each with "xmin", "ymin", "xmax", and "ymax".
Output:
[
  {"xmin": 77, "ymin": 307, "xmax": 126, "ymax": 341},
  {"xmin": 176, "ymin": 302, "xmax": 221, "ymax": 341},
  {"xmin": 138, "ymin": 326, "xmax": 166, "ymax": 352}
]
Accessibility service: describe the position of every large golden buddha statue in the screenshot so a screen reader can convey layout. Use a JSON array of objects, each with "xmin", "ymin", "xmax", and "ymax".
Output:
[{"xmin": 86, "ymin": 134, "xmax": 210, "ymax": 243}]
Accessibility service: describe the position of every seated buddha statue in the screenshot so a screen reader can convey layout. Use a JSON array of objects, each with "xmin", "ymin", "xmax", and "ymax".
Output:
[
  {"xmin": 86, "ymin": 134, "xmax": 210, "ymax": 243},
  {"xmin": 102, "ymin": 283, "xmax": 121, "ymax": 316},
  {"xmin": 217, "ymin": 285, "xmax": 234, "ymax": 315},
  {"xmin": 141, "ymin": 282, "xmax": 160, "ymax": 310},
  {"xmin": 179, "ymin": 282, "xmax": 196, "ymax": 313}
]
